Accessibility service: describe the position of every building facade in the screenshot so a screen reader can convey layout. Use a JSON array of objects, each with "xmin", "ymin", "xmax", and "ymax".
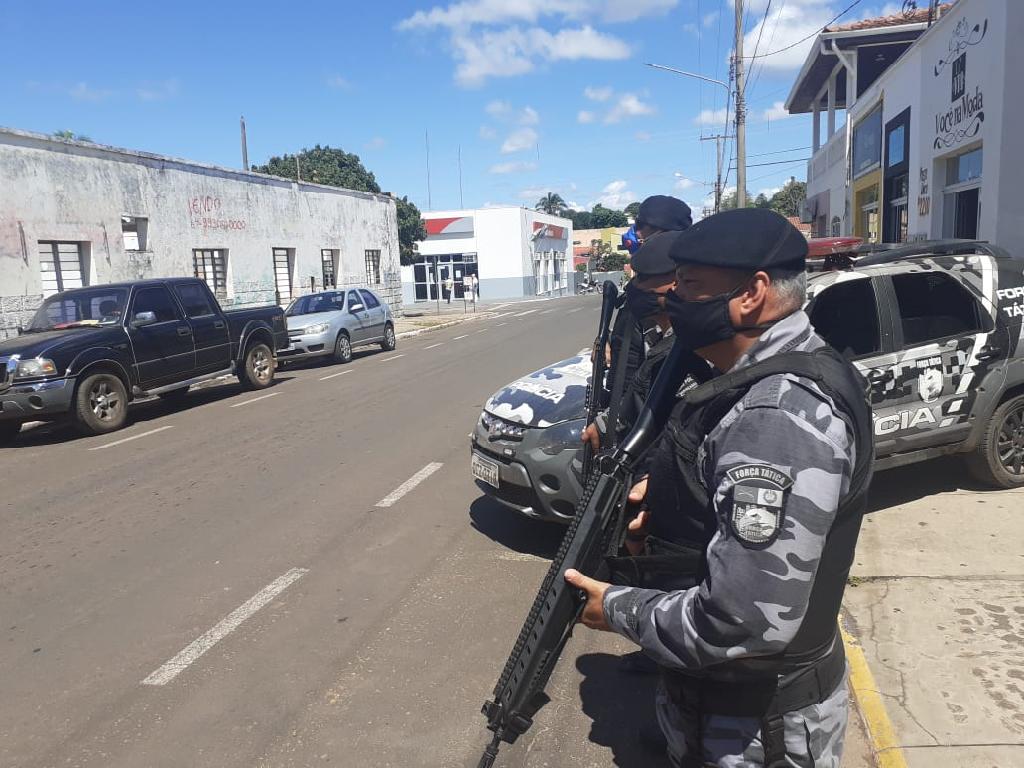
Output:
[
  {"xmin": 0, "ymin": 128, "xmax": 401, "ymax": 339},
  {"xmin": 787, "ymin": 0, "xmax": 1024, "ymax": 253},
  {"xmin": 402, "ymin": 207, "xmax": 572, "ymax": 303}
]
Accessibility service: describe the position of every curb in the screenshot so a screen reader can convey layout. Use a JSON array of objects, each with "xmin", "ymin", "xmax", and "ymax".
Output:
[
  {"xmin": 395, "ymin": 312, "xmax": 496, "ymax": 340},
  {"xmin": 840, "ymin": 615, "xmax": 909, "ymax": 768}
]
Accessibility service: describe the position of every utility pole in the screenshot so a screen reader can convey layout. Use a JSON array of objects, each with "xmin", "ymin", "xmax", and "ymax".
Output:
[
  {"xmin": 734, "ymin": 0, "xmax": 747, "ymax": 208},
  {"xmin": 239, "ymin": 116, "xmax": 249, "ymax": 171},
  {"xmin": 699, "ymin": 133, "xmax": 734, "ymax": 213}
]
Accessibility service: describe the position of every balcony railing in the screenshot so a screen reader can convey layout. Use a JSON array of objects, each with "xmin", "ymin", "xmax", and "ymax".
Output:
[{"xmin": 807, "ymin": 123, "xmax": 847, "ymax": 188}]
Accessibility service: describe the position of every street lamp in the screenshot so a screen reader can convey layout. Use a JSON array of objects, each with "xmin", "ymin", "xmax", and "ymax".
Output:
[{"xmin": 645, "ymin": 62, "xmax": 730, "ymax": 97}]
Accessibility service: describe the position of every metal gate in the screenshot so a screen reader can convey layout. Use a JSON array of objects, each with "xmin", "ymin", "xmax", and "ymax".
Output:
[{"xmin": 273, "ymin": 248, "xmax": 293, "ymax": 304}]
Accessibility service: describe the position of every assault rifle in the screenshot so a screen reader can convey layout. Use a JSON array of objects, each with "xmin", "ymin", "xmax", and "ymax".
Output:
[
  {"xmin": 476, "ymin": 340, "xmax": 694, "ymax": 768},
  {"xmin": 580, "ymin": 281, "xmax": 619, "ymax": 479}
]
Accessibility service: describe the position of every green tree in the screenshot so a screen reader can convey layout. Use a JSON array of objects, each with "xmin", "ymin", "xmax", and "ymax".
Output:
[
  {"xmin": 590, "ymin": 204, "xmax": 628, "ymax": 228},
  {"xmin": 753, "ymin": 193, "xmax": 771, "ymax": 209},
  {"xmin": 590, "ymin": 240, "xmax": 628, "ymax": 272},
  {"xmin": 624, "ymin": 201, "xmax": 641, "ymax": 221},
  {"xmin": 563, "ymin": 209, "xmax": 594, "ymax": 229},
  {"xmin": 253, "ymin": 144, "xmax": 380, "ymax": 192},
  {"xmin": 535, "ymin": 192, "xmax": 567, "ymax": 215},
  {"xmin": 53, "ymin": 130, "xmax": 93, "ymax": 142},
  {"xmin": 396, "ymin": 196, "xmax": 427, "ymax": 266},
  {"xmin": 768, "ymin": 178, "xmax": 807, "ymax": 218}
]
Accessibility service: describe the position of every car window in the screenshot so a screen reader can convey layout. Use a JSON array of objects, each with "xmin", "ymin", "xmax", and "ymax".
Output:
[
  {"xmin": 132, "ymin": 286, "xmax": 181, "ymax": 323},
  {"xmin": 347, "ymin": 290, "xmax": 363, "ymax": 309},
  {"xmin": 891, "ymin": 272, "xmax": 984, "ymax": 346},
  {"xmin": 359, "ymin": 289, "xmax": 380, "ymax": 309},
  {"xmin": 286, "ymin": 296, "xmax": 310, "ymax": 316},
  {"xmin": 27, "ymin": 288, "xmax": 129, "ymax": 330},
  {"xmin": 174, "ymin": 282, "xmax": 216, "ymax": 318},
  {"xmin": 808, "ymin": 279, "xmax": 882, "ymax": 358},
  {"xmin": 306, "ymin": 292, "xmax": 345, "ymax": 313}
]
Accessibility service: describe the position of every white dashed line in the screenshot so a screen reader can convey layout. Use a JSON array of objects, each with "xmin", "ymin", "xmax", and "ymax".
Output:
[
  {"xmin": 229, "ymin": 392, "xmax": 280, "ymax": 408},
  {"xmin": 539, "ymin": 309, "xmax": 554, "ymax": 315},
  {"xmin": 567, "ymin": 307, "xmax": 583, "ymax": 314},
  {"xmin": 453, "ymin": 334, "xmax": 469, "ymax": 340},
  {"xmin": 476, "ymin": 329, "xmax": 488, "ymax": 334},
  {"xmin": 376, "ymin": 462, "xmax": 444, "ymax": 508},
  {"xmin": 514, "ymin": 309, "xmax": 537, "ymax": 317},
  {"xmin": 381, "ymin": 354, "xmax": 405, "ymax": 362},
  {"xmin": 141, "ymin": 567, "xmax": 309, "ymax": 686},
  {"xmin": 424, "ymin": 343, "xmax": 444, "ymax": 349},
  {"xmin": 88, "ymin": 425, "xmax": 174, "ymax": 451},
  {"xmin": 319, "ymin": 370, "xmax": 352, "ymax": 381},
  {"xmin": 497, "ymin": 322, "xmax": 508, "ymax": 327}
]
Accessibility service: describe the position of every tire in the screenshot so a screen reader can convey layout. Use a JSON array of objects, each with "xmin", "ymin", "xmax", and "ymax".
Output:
[
  {"xmin": 380, "ymin": 322, "xmax": 397, "ymax": 351},
  {"xmin": 239, "ymin": 342, "xmax": 275, "ymax": 390},
  {"xmin": 333, "ymin": 332, "xmax": 353, "ymax": 364},
  {"xmin": 965, "ymin": 393, "xmax": 1024, "ymax": 488},
  {"xmin": 158, "ymin": 386, "xmax": 190, "ymax": 403},
  {"xmin": 74, "ymin": 372, "xmax": 129, "ymax": 435},
  {"xmin": 0, "ymin": 421, "xmax": 22, "ymax": 445}
]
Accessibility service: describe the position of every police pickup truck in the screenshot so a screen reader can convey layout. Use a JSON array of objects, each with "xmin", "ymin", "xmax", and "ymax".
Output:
[
  {"xmin": 0, "ymin": 278, "xmax": 288, "ymax": 442},
  {"xmin": 473, "ymin": 240, "xmax": 1024, "ymax": 522}
]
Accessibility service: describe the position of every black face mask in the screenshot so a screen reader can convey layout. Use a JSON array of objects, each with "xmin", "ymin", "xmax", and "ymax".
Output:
[
  {"xmin": 623, "ymin": 280, "xmax": 665, "ymax": 327},
  {"xmin": 665, "ymin": 281, "xmax": 750, "ymax": 351}
]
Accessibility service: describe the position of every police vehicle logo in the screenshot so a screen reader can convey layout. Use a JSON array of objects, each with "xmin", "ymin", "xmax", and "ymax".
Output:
[
  {"xmin": 918, "ymin": 368, "xmax": 943, "ymax": 403},
  {"xmin": 726, "ymin": 464, "xmax": 792, "ymax": 547}
]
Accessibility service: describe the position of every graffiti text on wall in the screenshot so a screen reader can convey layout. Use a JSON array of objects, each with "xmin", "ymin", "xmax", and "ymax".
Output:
[{"xmin": 187, "ymin": 196, "xmax": 247, "ymax": 232}]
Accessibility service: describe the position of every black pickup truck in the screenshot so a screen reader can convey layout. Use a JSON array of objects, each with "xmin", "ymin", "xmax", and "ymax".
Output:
[{"xmin": 0, "ymin": 278, "xmax": 288, "ymax": 441}]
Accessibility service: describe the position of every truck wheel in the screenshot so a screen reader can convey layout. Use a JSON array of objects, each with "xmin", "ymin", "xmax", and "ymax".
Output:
[
  {"xmin": 0, "ymin": 421, "xmax": 22, "ymax": 445},
  {"xmin": 334, "ymin": 332, "xmax": 353, "ymax": 364},
  {"xmin": 239, "ymin": 342, "xmax": 275, "ymax": 390},
  {"xmin": 75, "ymin": 372, "xmax": 129, "ymax": 435},
  {"xmin": 966, "ymin": 394, "xmax": 1024, "ymax": 488},
  {"xmin": 380, "ymin": 323, "xmax": 397, "ymax": 351}
]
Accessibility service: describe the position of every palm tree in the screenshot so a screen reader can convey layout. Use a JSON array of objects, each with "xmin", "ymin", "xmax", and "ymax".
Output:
[{"xmin": 535, "ymin": 192, "xmax": 566, "ymax": 215}]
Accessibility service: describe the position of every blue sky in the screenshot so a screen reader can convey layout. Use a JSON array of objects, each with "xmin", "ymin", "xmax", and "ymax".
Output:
[{"xmin": 0, "ymin": 0, "xmax": 901, "ymax": 216}]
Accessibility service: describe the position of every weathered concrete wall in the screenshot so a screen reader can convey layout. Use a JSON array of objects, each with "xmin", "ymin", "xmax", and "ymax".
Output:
[{"xmin": 0, "ymin": 128, "xmax": 401, "ymax": 337}]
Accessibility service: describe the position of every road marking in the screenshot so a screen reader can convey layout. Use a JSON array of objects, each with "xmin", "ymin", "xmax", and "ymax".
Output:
[
  {"xmin": 424, "ymin": 343, "xmax": 444, "ymax": 349},
  {"xmin": 453, "ymin": 334, "xmax": 469, "ymax": 340},
  {"xmin": 497, "ymin": 322, "xmax": 508, "ymax": 327},
  {"xmin": 229, "ymin": 392, "xmax": 280, "ymax": 408},
  {"xmin": 567, "ymin": 307, "xmax": 583, "ymax": 314},
  {"xmin": 319, "ymin": 370, "xmax": 352, "ymax": 381},
  {"xmin": 539, "ymin": 309, "xmax": 554, "ymax": 315},
  {"xmin": 88, "ymin": 425, "xmax": 174, "ymax": 451},
  {"xmin": 476, "ymin": 329, "xmax": 488, "ymax": 334},
  {"xmin": 376, "ymin": 462, "xmax": 444, "ymax": 508},
  {"xmin": 840, "ymin": 618, "xmax": 909, "ymax": 768},
  {"xmin": 490, "ymin": 312, "xmax": 512, "ymax": 319},
  {"xmin": 141, "ymin": 567, "xmax": 309, "ymax": 686},
  {"xmin": 514, "ymin": 309, "xmax": 537, "ymax": 317},
  {"xmin": 381, "ymin": 354, "xmax": 405, "ymax": 362}
]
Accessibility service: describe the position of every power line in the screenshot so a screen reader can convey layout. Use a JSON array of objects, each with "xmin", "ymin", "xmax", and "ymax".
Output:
[
  {"xmin": 746, "ymin": 0, "xmax": 865, "ymax": 60},
  {"xmin": 744, "ymin": 0, "xmax": 773, "ymax": 97},
  {"xmin": 746, "ymin": 0, "xmax": 786, "ymax": 98},
  {"xmin": 748, "ymin": 145, "xmax": 811, "ymax": 158}
]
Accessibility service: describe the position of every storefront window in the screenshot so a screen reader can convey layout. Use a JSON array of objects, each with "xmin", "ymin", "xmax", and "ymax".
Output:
[
  {"xmin": 852, "ymin": 106, "xmax": 883, "ymax": 178},
  {"xmin": 887, "ymin": 125, "xmax": 905, "ymax": 167},
  {"xmin": 947, "ymin": 147, "xmax": 983, "ymax": 185},
  {"xmin": 410, "ymin": 253, "xmax": 478, "ymax": 301}
]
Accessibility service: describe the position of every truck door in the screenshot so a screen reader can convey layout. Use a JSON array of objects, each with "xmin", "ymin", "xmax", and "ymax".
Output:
[
  {"xmin": 127, "ymin": 285, "xmax": 195, "ymax": 387},
  {"xmin": 173, "ymin": 281, "xmax": 231, "ymax": 373}
]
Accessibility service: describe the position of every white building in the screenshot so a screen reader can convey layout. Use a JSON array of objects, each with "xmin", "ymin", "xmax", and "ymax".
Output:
[
  {"xmin": 0, "ymin": 127, "xmax": 401, "ymax": 338},
  {"xmin": 402, "ymin": 207, "xmax": 572, "ymax": 303},
  {"xmin": 786, "ymin": 0, "xmax": 1024, "ymax": 252}
]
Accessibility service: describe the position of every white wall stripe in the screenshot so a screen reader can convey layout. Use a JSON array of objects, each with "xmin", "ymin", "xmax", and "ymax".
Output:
[
  {"xmin": 88, "ymin": 425, "xmax": 174, "ymax": 451},
  {"xmin": 376, "ymin": 462, "xmax": 444, "ymax": 508}
]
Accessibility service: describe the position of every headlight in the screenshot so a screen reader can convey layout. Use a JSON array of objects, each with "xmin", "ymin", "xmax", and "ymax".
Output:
[
  {"xmin": 303, "ymin": 322, "xmax": 330, "ymax": 334},
  {"xmin": 536, "ymin": 418, "xmax": 585, "ymax": 456},
  {"xmin": 15, "ymin": 357, "xmax": 58, "ymax": 379}
]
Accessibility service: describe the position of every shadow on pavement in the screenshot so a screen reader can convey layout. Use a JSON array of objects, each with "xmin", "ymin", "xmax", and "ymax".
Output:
[
  {"xmin": 867, "ymin": 455, "xmax": 992, "ymax": 512},
  {"xmin": 576, "ymin": 652, "xmax": 672, "ymax": 768},
  {"xmin": 468, "ymin": 495, "xmax": 566, "ymax": 559}
]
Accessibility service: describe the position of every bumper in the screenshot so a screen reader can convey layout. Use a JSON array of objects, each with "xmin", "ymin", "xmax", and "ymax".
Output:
[
  {"xmin": 0, "ymin": 378, "xmax": 74, "ymax": 422},
  {"xmin": 278, "ymin": 330, "xmax": 333, "ymax": 361},
  {"xmin": 470, "ymin": 420, "xmax": 583, "ymax": 523}
]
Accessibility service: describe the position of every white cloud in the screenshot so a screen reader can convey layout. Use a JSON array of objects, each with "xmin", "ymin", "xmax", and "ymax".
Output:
[
  {"xmin": 591, "ymin": 179, "xmax": 635, "ymax": 209},
  {"xmin": 364, "ymin": 136, "xmax": 387, "ymax": 150},
  {"xmin": 605, "ymin": 92, "xmax": 655, "ymax": 123},
  {"xmin": 518, "ymin": 186, "xmax": 550, "ymax": 200},
  {"xmin": 326, "ymin": 74, "xmax": 351, "ymax": 89},
  {"xmin": 762, "ymin": 101, "xmax": 794, "ymax": 121},
  {"xmin": 702, "ymin": 10, "xmax": 718, "ymax": 27},
  {"xmin": 485, "ymin": 99, "xmax": 511, "ymax": 116},
  {"xmin": 693, "ymin": 107, "xmax": 728, "ymax": 126},
  {"xmin": 479, "ymin": 124, "xmax": 497, "ymax": 139},
  {"xmin": 136, "ymin": 78, "xmax": 180, "ymax": 102},
  {"xmin": 577, "ymin": 110, "xmax": 596, "ymax": 124},
  {"xmin": 682, "ymin": 22, "xmax": 699, "ymax": 35},
  {"xmin": 69, "ymin": 82, "xmax": 112, "ymax": 103},
  {"xmin": 741, "ymin": 0, "xmax": 837, "ymax": 73},
  {"xmin": 489, "ymin": 160, "xmax": 538, "ymax": 174},
  {"xmin": 584, "ymin": 85, "xmax": 613, "ymax": 102},
  {"xmin": 757, "ymin": 186, "xmax": 781, "ymax": 198},
  {"xmin": 519, "ymin": 106, "xmax": 540, "ymax": 125},
  {"xmin": 501, "ymin": 126, "xmax": 538, "ymax": 154},
  {"xmin": 674, "ymin": 176, "xmax": 697, "ymax": 191},
  {"xmin": 398, "ymin": 0, "xmax": 676, "ymax": 30}
]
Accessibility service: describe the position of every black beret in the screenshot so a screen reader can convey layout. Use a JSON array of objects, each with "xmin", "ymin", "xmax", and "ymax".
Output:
[
  {"xmin": 629, "ymin": 230, "xmax": 681, "ymax": 275},
  {"xmin": 636, "ymin": 195, "xmax": 692, "ymax": 232},
  {"xmin": 668, "ymin": 208, "xmax": 807, "ymax": 271}
]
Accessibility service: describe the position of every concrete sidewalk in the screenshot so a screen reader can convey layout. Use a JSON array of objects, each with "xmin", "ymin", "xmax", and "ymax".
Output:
[{"xmin": 842, "ymin": 457, "xmax": 1024, "ymax": 768}]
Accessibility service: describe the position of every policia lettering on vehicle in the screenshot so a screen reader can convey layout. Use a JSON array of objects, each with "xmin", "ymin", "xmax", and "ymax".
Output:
[{"xmin": 566, "ymin": 209, "xmax": 874, "ymax": 767}]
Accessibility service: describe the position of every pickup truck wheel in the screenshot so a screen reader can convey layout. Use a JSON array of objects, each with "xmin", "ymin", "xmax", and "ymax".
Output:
[
  {"xmin": 966, "ymin": 394, "xmax": 1024, "ymax": 488},
  {"xmin": 380, "ymin": 323, "xmax": 397, "ymax": 351},
  {"xmin": 75, "ymin": 373, "xmax": 128, "ymax": 435},
  {"xmin": 334, "ymin": 332, "xmax": 353, "ymax": 364},
  {"xmin": 240, "ymin": 342, "xmax": 275, "ymax": 390},
  {"xmin": 0, "ymin": 421, "xmax": 22, "ymax": 445}
]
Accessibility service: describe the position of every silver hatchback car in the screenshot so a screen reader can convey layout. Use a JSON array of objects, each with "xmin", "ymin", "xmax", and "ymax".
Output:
[{"xmin": 279, "ymin": 288, "xmax": 396, "ymax": 365}]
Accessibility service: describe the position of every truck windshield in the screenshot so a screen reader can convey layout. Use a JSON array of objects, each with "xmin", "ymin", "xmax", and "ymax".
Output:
[{"xmin": 26, "ymin": 288, "xmax": 130, "ymax": 332}]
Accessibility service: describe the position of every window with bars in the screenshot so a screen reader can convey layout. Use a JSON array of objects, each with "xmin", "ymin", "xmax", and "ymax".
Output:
[
  {"xmin": 322, "ymin": 248, "xmax": 339, "ymax": 288},
  {"xmin": 193, "ymin": 248, "xmax": 228, "ymax": 300},
  {"xmin": 273, "ymin": 247, "xmax": 295, "ymax": 304},
  {"xmin": 365, "ymin": 249, "xmax": 381, "ymax": 285},
  {"xmin": 38, "ymin": 241, "xmax": 86, "ymax": 297}
]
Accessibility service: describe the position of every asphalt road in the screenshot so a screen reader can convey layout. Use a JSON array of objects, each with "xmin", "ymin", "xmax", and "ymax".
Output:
[{"xmin": 1, "ymin": 295, "xmax": 679, "ymax": 768}]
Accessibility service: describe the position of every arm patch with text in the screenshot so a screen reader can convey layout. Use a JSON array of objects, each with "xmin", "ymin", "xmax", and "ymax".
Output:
[{"xmin": 725, "ymin": 464, "xmax": 793, "ymax": 549}]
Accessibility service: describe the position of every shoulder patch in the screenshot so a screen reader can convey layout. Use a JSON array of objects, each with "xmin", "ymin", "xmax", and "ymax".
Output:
[{"xmin": 726, "ymin": 464, "xmax": 792, "ymax": 548}]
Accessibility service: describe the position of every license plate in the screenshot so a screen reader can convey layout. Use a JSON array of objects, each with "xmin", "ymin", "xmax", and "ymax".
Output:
[{"xmin": 471, "ymin": 451, "xmax": 500, "ymax": 489}]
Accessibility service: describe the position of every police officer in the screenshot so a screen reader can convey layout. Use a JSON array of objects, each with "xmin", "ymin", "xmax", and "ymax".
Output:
[{"xmin": 566, "ymin": 209, "xmax": 873, "ymax": 767}]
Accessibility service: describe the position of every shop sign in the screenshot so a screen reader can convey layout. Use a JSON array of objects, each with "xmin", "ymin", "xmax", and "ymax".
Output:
[
  {"xmin": 917, "ymin": 167, "xmax": 931, "ymax": 216},
  {"xmin": 933, "ymin": 17, "xmax": 988, "ymax": 150}
]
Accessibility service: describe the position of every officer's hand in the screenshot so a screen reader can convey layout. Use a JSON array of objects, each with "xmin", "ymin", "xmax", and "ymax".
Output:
[
  {"xmin": 581, "ymin": 423, "xmax": 601, "ymax": 453},
  {"xmin": 604, "ymin": 342, "xmax": 612, "ymax": 367},
  {"xmin": 564, "ymin": 569, "xmax": 611, "ymax": 631},
  {"xmin": 624, "ymin": 509, "xmax": 650, "ymax": 556},
  {"xmin": 628, "ymin": 476, "xmax": 648, "ymax": 504}
]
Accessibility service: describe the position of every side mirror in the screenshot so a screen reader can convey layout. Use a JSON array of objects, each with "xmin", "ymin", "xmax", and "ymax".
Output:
[
  {"xmin": 349, "ymin": 303, "xmax": 365, "ymax": 314},
  {"xmin": 132, "ymin": 311, "xmax": 157, "ymax": 327}
]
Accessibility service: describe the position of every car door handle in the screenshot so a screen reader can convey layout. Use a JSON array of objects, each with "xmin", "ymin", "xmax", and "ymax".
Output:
[
  {"xmin": 213, "ymin": 320, "xmax": 226, "ymax": 330},
  {"xmin": 177, "ymin": 326, "xmax": 193, "ymax": 337},
  {"xmin": 976, "ymin": 344, "xmax": 1001, "ymax": 362}
]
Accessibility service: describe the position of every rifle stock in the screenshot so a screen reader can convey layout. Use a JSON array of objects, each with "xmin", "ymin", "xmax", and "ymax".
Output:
[
  {"xmin": 580, "ymin": 281, "xmax": 619, "ymax": 478},
  {"xmin": 477, "ymin": 340, "xmax": 694, "ymax": 767}
]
